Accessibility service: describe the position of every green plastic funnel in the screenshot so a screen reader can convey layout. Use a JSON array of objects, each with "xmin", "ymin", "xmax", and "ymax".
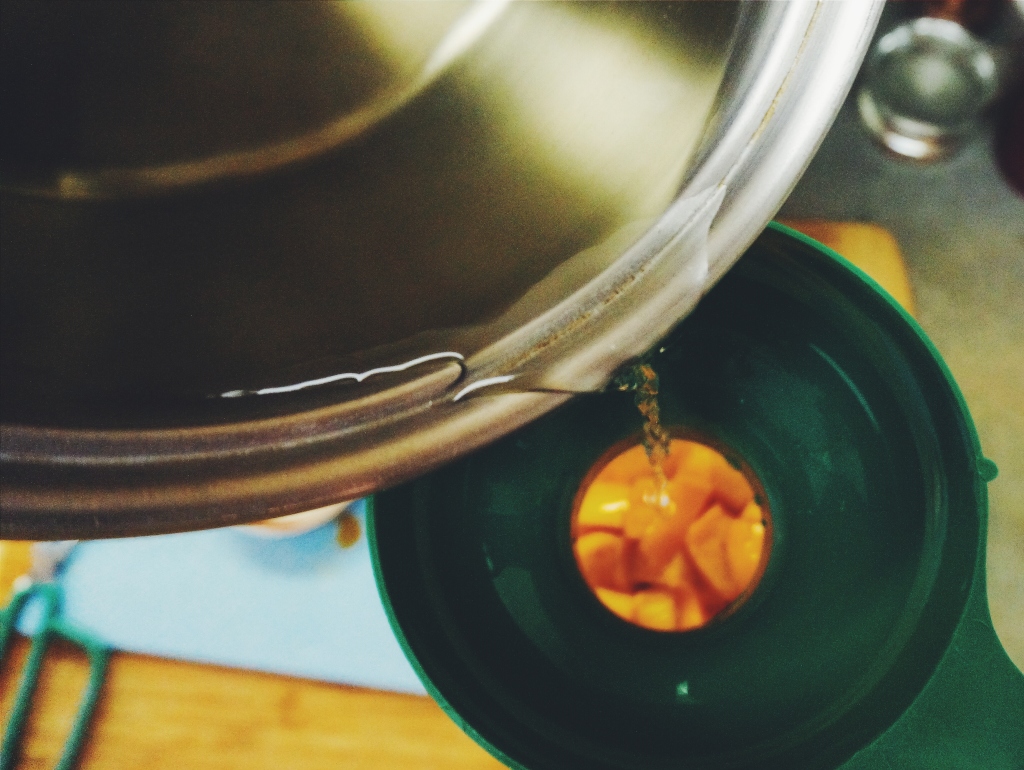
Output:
[{"xmin": 370, "ymin": 224, "xmax": 1024, "ymax": 769}]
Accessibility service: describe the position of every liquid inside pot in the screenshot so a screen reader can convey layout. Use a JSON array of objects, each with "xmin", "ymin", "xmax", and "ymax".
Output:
[{"xmin": 0, "ymin": 1, "xmax": 739, "ymax": 428}]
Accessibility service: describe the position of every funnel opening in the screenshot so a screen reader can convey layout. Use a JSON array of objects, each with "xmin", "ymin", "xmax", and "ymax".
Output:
[{"xmin": 571, "ymin": 436, "xmax": 771, "ymax": 633}]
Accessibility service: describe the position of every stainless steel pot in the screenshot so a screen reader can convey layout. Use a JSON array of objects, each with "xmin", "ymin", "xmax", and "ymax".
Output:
[{"xmin": 0, "ymin": 1, "xmax": 883, "ymax": 538}]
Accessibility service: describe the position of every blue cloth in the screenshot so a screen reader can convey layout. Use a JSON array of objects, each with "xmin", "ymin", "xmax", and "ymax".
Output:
[{"xmin": 20, "ymin": 500, "xmax": 425, "ymax": 694}]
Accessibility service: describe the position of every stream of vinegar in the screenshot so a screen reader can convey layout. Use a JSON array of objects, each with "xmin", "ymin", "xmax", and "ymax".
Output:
[{"xmin": 616, "ymin": 363, "xmax": 673, "ymax": 509}]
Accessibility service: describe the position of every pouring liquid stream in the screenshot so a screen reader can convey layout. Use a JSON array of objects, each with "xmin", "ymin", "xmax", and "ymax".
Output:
[{"xmin": 616, "ymin": 362, "xmax": 674, "ymax": 512}]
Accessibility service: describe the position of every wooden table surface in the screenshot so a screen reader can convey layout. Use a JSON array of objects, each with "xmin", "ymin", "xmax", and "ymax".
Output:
[
  {"xmin": 0, "ymin": 538, "xmax": 504, "ymax": 770},
  {"xmin": 1, "ymin": 635, "xmax": 504, "ymax": 770},
  {"xmin": 0, "ymin": 223, "xmax": 911, "ymax": 769}
]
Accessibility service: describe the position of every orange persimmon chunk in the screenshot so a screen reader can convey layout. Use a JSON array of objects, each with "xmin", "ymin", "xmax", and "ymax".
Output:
[
  {"xmin": 685, "ymin": 503, "xmax": 741, "ymax": 600},
  {"xmin": 633, "ymin": 590, "xmax": 677, "ymax": 631},
  {"xmin": 624, "ymin": 477, "xmax": 666, "ymax": 539},
  {"xmin": 598, "ymin": 444, "xmax": 658, "ymax": 484},
  {"xmin": 575, "ymin": 531, "xmax": 631, "ymax": 592},
  {"xmin": 677, "ymin": 589, "xmax": 707, "ymax": 631},
  {"xmin": 709, "ymin": 460, "xmax": 755, "ymax": 513},
  {"xmin": 677, "ymin": 443, "xmax": 753, "ymax": 513},
  {"xmin": 655, "ymin": 553, "xmax": 687, "ymax": 589},
  {"xmin": 574, "ymin": 438, "xmax": 769, "ymax": 632},
  {"xmin": 664, "ymin": 474, "xmax": 713, "ymax": 529},
  {"xmin": 726, "ymin": 502, "xmax": 766, "ymax": 590},
  {"xmin": 595, "ymin": 588, "xmax": 635, "ymax": 621},
  {"xmin": 576, "ymin": 481, "xmax": 631, "ymax": 532},
  {"xmin": 634, "ymin": 514, "xmax": 689, "ymax": 584}
]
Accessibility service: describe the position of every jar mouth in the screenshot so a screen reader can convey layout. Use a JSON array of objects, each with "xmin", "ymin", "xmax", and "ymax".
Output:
[{"xmin": 571, "ymin": 436, "xmax": 770, "ymax": 633}]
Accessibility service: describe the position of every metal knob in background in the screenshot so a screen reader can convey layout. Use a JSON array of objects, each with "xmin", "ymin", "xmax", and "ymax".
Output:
[{"xmin": 857, "ymin": 16, "xmax": 999, "ymax": 162}]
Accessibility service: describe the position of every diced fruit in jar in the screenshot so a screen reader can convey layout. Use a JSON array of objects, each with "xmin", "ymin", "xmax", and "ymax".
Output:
[
  {"xmin": 624, "ymin": 476, "xmax": 665, "ymax": 538},
  {"xmin": 576, "ymin": 481, "xmax": 631, "ymax": 532},
  {"xmin": 635, "ymin": 515, "xmax": 689, "ymax": 583},
  {"xmin": 595, "ymin": 587, "xmax": 635, "ymax": 621},
  {"xmin": 686, "ymin": 503, "xmax": 742, "ymax": 600},
  {"xmin": 575, "ymin": 531, "xmax": 631, "ymax": 592},
  {"xmin": 678, "ymin": 589, "xmax": 707, "ymax": 631},
  {"xmin": 572, "ymin": 438, "xmax": 768, "ymax": 632},
  {"xmin": 633, "ymin": 590, "xmax": 677, "ymax": 631},
  {"xmin": 726, "ymin": 502, "xmax": 766, "ymax": 590}
]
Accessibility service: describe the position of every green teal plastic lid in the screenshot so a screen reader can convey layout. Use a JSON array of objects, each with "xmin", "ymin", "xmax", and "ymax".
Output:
[{"xmin": 370, "ymin": 224, "xmax": 1024, "ymax": 769}]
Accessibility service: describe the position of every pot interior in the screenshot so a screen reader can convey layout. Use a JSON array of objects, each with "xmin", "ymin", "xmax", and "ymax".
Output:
[{"xmin": 0, "ymin": 1, "xmax": 739, "ymax": 429}]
